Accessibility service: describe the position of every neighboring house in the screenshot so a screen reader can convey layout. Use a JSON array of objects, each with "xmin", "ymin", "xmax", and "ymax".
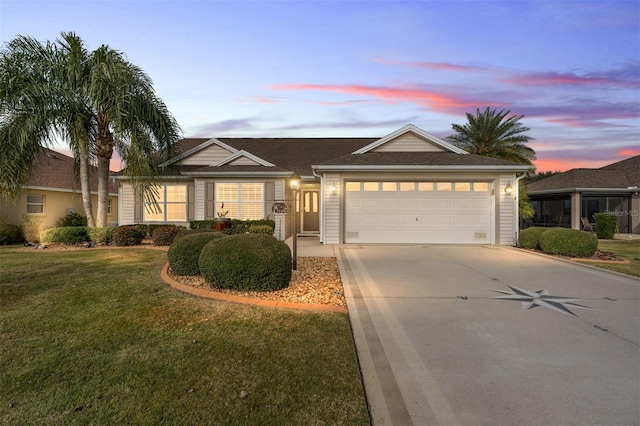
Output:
[
  {"xmin": 117, "ymin": 124, "xmax": 531, "ymax": 245},
  {"xmin": 527, "ymin": 155, "xmax": 640, "ymax": 234},
  {"xmin": 0, "ymin": 148, "xmax": 119, "ymax": 238}
]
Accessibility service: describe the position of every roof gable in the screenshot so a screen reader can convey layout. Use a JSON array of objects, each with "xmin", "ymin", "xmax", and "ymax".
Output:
[
  {"xmin": 162, "ymin": 138, "xmax": 237, "ymax": 166},
  {"xmin": 353, "ymin": 124, "xmax": 467, "ymax": 155},
  {"xmin": 214, "ymin": 150, "xmax": 275, "ymax": 167}
]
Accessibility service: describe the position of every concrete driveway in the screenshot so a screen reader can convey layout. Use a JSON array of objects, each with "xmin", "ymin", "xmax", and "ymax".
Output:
[{"xmin": 337, "ymin": 245, "xmax": 639, "ymax": 426}]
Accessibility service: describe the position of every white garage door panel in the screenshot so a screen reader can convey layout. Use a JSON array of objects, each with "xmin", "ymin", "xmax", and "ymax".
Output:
[{"xmin": 345, "ymin": 181, "xmax": 492, "ymax": 244}]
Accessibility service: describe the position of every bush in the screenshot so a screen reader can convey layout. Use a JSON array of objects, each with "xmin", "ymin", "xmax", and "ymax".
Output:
[
  {"xmin": 112, "ymin": 225, "xmax": 145, "ymax": 246},
  {"xmin": 168, "ymin": 231, "xmax": 227, "ymax": 276},
  {"xmin": 41, "ymin": 226, "xmax": 89, "ymax": 244},
  {"xmin": 518, "ymin": 227, "xmax": 550, "ymax": 249},
  {"xmin": 248, "ymin": 225, "xmax": 274, "ymax": 235},
  {"xmin": 88, "ymin": 227, "xmax": 115, "ymax": 244},
  {"xmin": 189, "ymin": 219, "xmax": 276, "ymax": 235},
  {"xmin": 199, "ymin": 234, "xmax": 292, "ymax": 291},
  {"xmin": 594, "ymin": 213, "xmax": 617, "ymax": 239},
  {"xmin": 539, "ymin": 228, "xmax": 597, "ymax": 258},
  {"xmin": 0, "ymin": 221, "xmax": 23, "ymax": 245},
  {"xmin": 151, "ymin": 225, "xmax": 185, "ymax": 246},
  {"xmin": 55, "ymin": 212, "xmax": 87, "ymax": 227}
]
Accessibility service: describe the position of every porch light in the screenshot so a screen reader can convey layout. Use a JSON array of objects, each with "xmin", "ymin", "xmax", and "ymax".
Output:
[
  {"xmin": 289, "ymin": 174, "xmax": 300, "ymax": 270},
  {"xmin": 505, "ymin": 182, "xmax": 514, "ymax": 195},
  {"xmin": 329, "ymin": 183, "xmax": 337, "ymax": 195}
]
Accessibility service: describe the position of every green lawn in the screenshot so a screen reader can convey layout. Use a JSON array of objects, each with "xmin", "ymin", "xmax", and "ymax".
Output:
[
  {"xmin": 574, "ymin": 239, "xmax": 640, "ymax": 277},
  {"xmin": 0, "ymin": 247, "xmax": 369, "ymax": 425}
]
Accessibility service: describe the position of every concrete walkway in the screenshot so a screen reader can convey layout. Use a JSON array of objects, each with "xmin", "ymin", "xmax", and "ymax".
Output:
[{"xmin": 337, "ymin": 245, "xmax": 640, "ymax": 425}]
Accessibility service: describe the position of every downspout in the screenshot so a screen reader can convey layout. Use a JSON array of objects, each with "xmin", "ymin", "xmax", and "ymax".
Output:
[{"xmin": 514, "ymin": 173, "xmax": 527, "ymax": 245}]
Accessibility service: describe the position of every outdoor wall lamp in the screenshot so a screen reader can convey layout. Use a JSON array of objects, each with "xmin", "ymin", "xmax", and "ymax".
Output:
[
  {"xmin": 329, "ymin": 183, "xmax": 337, "ymax": 195},
  {"xmin": 289, "ymin": 174, "xmax": 300, "ymax": 270},
  {"xmin": 504, "ymin": 182, "xmax": 514, "ymax": 195}
]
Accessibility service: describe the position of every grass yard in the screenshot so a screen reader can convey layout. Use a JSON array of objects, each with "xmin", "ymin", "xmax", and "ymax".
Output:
[
  {"xmin": 0, "ymin": 247, "xmax": 369, "ymax": 425},
  {"xmin": 575, "ymin": 239, "xmax": 640, "ymax": 277}
]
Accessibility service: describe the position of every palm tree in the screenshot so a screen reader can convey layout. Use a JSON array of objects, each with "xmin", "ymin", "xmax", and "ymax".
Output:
[
  {"xmin": 446, "ymin": 107, "xmax": 536, "ymax": 165},
  {"xmin": 447, "ymin": 107, "xmax": 536, "ymax": 218},
  {"xmin": 0, "ymin": 32, "xmax": 181, "ymax": 227}
]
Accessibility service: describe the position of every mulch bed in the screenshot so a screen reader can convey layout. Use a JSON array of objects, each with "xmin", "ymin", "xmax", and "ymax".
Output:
[{"xmin": 167, "ymin": 257, "xmax": 347, "ymax": 308}]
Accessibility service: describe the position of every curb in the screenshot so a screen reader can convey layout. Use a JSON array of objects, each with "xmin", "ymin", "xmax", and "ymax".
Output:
[{"xmin": 160, "ymin": 262, "xmax": 348, "ymax": 314}]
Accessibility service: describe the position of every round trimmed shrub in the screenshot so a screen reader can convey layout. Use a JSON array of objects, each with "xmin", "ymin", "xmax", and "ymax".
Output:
[
  {"xmin": 55, "ymin": 212, "xmax": 87, "ymax": 227},
  {"xmin": 518, "ymin": 227, "xmax": 550, "ymax": 249},
  {"xmin": 40, "ymin": 226, "xmax": 89, "ymax": 244},
  {"xmin": 539, "ymin": 228, "xmax": 597, "ymax": 258},
  {"xmin": 151, "ymin": 225, "xmax": 185, "ymax": 246},
  {"xmin": 198, "ymin": 234, "xmax": 292, "ymax": 291},
  {"xmin": 112, "ymin": 225, "xmax": 145, "ymax": 246},
  {"xmin": 167, "ymin": 231, "xmax": 227, "ymax": 276}
]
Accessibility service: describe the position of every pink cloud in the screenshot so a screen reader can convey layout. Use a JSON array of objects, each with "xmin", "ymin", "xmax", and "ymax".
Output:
[
  {"xmin": 372, "ymin": 57, "xmax": 486, "ymax": 72},
  {"xmin": 617, "ymin": 148, "xmax": 640, "ymax": 157},
  {"xmin": 271, "ymin": 83, "xmax": 497, "ymax": 114}
]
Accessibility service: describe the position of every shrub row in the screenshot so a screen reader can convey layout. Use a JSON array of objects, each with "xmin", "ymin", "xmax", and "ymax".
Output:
[
  {"xmin": 190, "ymin": 219, "xmax": 275, "ymax": 235},
  {"xmin": 168, "ymin": 233, "xmax": 292, "ymax": 291},
  {"xmin": 519, "ymin": 227, "xmax": 597, "ymax": 257},
  {"xmin": 0, "ymin": 222, "xmax": 23, "ymax": 245},
  {"xmin": 40, "ymin": 226, "xmax": 116, "ymax": 245},
  {"xmin": 167, "ymin": 231, "xmax": 227, "ymax": 275}
]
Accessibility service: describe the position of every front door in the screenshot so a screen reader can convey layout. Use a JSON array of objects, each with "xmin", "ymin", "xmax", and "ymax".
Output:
[{"xmin": 302, "ymin": 190, "xmax": 320, "ymax": 233}]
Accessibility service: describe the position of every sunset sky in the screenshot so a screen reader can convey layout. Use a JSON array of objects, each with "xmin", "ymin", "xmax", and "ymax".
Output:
[{"xmin": 2, "ymin": 0, "xmax": 638, "ymax": 172}]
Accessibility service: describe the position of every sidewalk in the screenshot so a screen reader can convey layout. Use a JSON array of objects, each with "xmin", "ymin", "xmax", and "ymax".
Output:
[{"xmin": 284, "ymin": 235, "xmax": 336, "ymax": 257}]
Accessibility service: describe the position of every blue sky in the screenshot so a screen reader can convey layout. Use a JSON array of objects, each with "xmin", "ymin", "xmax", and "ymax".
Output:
[{"xmin": 2, "ymin": 0, "xmax": 639, "ymax": 171}]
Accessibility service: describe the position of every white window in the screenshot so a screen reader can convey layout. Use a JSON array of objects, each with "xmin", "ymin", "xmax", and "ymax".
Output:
[
  {"xmin": 108, "ymin": 198, "xmax": 112, "ymax": 215},
  {"xmin": 215, "ymin": 183, "xmax": 264, "ymax": 220},
  {"xmin": 27, "ymin": 194, "xmax": 44, "ymax": 214},
  {"xmin": 144, "ymin": 185, "xmax": 187, "ymax": 222}
]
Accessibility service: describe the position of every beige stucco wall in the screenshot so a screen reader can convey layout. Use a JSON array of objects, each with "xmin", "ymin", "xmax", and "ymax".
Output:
[{"xmin": 0, "ymin": 189, "xmax": 118, "ymax": 240}]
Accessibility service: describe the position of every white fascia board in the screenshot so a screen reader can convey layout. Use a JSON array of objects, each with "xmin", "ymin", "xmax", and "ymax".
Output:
[
  {"xmin": 312, "ymin": 164, "xmax": 532, "ymax": 172},
  {"xmin": 159, "ymin": 138, "xmax": 238, "ymax": 167},
  {"xmin": 181, "ymin": 171, "xmax": 294, "ymax": 177},
  {"xmin": 212, "ymin": 150, "xmax": 276, "ymax": 167},
  {"xmin": 352, "ymin": 124, "xmax": 468, "ymax": 155},
  {"xmin": 528, "ymin": 187, "xmax": 638, "ymax": 195}
]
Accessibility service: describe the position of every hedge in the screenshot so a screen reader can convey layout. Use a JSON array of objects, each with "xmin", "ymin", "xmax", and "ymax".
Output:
[
  {"xmin": 87, "ymin": 227, "xmax": 115, "ymax": 244},
  {"xmin": 190, "ymin": 219, "xmax": 276, "ymax": 235},
  {"xmin": 151, "ymin": 225, "xmax": 185, "ymax": 246},
  {"xmin": 40, "ymin": 226, "xmax": 89, "ymax": 244},
  {"xmin": 594, "ymin": 213, "xmax": 617, "ymax": 239},
  {"xmin": 0, "ymin": 222, "xmax": 23, "ymax": 245},
  {"xmin": 538, "ymin": 228, "xmax": 597, "ymax": 258},
  {"xmin": 167, "ymin": 231, "xmax": 227, "ymax": 276},
  {"xmin": 198, "ymin": 234, "xmax": 292, "ymax": 291},
  {"xmin": 112, "ymin": 225, "xmax": 146, "ymax": 246},
  {"xmin": 518, "ymin": 227, "xmax": 550, "ymax": 250},
  {"xmin": 248, "ymin": 225, "xmax": 274, "ymax": 235}
]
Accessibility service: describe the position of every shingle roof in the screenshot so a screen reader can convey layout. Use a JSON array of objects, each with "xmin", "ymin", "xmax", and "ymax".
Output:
[
  {"xmin": 28, "ymin": 148, "xmax": 118, "ymax": 194},
  {"xmin": 527, "ymin": 155, "xmax": 640, "ymax": 193},
  {"xmin": 168, "ymin": 137, "xmax": 528, "ymax": 176},
  {"xmin": 315, "ymin": 152, "xmax": 529, "ymax": 168}
]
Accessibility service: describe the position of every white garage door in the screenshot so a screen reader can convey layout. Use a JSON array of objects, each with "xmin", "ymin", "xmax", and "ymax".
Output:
[{"xmin": 344, "ymin": 181, "xmax": 493, "ymax": 244}]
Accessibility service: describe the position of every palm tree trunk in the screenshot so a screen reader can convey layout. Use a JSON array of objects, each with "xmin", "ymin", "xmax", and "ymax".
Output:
[
  {"xmin": 78, "ymin": 141, "xmax": 96, "ymax": 227},
  {"xmin": 96, "ymin": 155, "xmax": 111, "ymax": 228}
]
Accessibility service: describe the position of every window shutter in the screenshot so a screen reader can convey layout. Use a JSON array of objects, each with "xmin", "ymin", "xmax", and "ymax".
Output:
[
  {"xmin": 205, "ymin": 182, "xmax": 215, "ymax": 220},
  {"xmin": 133, "ymin": 190, "xmax": 143, "ymax": 223},
  {"xmin": 265, "ymin": 181, "xmax": 275, "ymax": 218},
  {"xmin": 188, "ymin": 185, "xmax": 195, "ymax": 221}
]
